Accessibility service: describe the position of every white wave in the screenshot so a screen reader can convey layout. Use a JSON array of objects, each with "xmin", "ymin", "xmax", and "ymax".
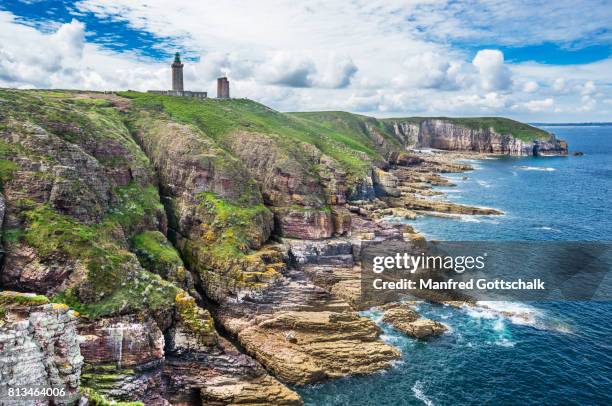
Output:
[
  {"xmin": 476, "ymin": 180, "xmax": 492, "ymax": 187},
  {"xmin": 459, "ymin": 216, "xmax": 482, "ymax": 223},
  {"xmin": 492, "ymin": 318, "xmax": 505, "ymax": 332},
  {"xmin": 495, "ymin": 338, "xmax": 516, "ymax": 347},
  {"xmin": 465, "ymin": 301, "xmax": 540, "ymax": 327},
  {"xmin": 412, "ymin": 381, "xmax": 435, "ymax": 406},
  {"xmin": 464, "ymin": 301, "xmax": 574, "ymax": 334},
  {"xmin": 515, "ymin": 166, "xmax": 556, "ymax": 172},
  {"xmin": 535, "ymin": 226, "xmax": 560, "ymax": 232},
  {"xmin": 457, "ymin": 215, "xmax": 500, "ymax": 224}
]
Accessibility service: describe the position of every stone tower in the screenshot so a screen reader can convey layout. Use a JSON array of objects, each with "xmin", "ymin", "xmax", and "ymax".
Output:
[
  {"xmin": 172, "ymin": 52, "xmax": 184, "ymax": 92},
  {"xmin": 217, "ymin": 77, "xmax": 230, "ymax": 99}
]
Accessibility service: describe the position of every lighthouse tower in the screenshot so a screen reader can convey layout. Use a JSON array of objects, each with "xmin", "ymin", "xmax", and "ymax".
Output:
[{"xmin": 171, "ymin": 52, "xmax": 184, "ymax": 92}]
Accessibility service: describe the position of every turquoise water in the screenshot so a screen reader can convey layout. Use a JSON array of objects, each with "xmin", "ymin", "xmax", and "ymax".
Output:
[{"xmin": 296, "ymin": 126, "xmax": 612, "ymax": 405}]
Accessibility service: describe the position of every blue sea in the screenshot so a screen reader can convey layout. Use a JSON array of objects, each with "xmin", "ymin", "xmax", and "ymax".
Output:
[{"xmin": 296, "ymin": 126, "xmax": 612, "ymax": 405}]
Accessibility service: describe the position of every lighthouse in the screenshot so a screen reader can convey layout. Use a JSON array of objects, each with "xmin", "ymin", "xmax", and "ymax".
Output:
[{"xmin": 171, "ymin": 52, "xmax": 184, "ymax": 92}]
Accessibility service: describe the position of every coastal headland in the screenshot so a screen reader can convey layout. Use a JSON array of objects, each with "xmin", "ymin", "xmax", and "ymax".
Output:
[{"xmin": 0, "ymin": 89, "xmax": 567, "ymax": 405}]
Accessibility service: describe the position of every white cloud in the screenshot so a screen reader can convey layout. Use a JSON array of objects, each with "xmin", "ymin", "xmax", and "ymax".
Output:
[
  {"xmin": 579, "ymin": 95, "xmax": 596, "ymax": 111},
  {"xmin": 552, "ymin": 77, "xmax": 566, "ymax": 92},
  {"xmin": 394, "ymin": 52, "xmax": 472, "ymax": 90},
  {"xmin": 0, "ymin": 1, "xmax": 610, "ymax": 122},
  {"xmin": 519, "ymin": 98, "xmax": 555, "ymax": 112},
  {"xmin": 580, "ymin": 80, "xmax": 596, "ymax": 95},
  {"xmin": 522, "ymin": 80, "xmax": 539, "ymax": 93},
  {"xmin": 256, "ymin": 52, "xmax": 316, "ymax": 88},
  {"xmin": 472, "ymin": 50, "xmax": 512, "ymax": 91},
  {"xmin": 316, "ymin": 55, "xmax": 358, "ymax": 89}
]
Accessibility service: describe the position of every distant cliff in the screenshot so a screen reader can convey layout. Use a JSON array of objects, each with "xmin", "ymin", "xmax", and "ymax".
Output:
[
  {"xmin": 386, "ymin": 117, "xmax": 568, "ymax": 156},
  {"xmin": 290, "ymin": 112, "xmax": 568, "ymax": 156}
]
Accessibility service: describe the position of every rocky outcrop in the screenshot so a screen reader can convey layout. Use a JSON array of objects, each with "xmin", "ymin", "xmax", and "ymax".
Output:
[
  {"xmin": 215, "ymin": 267, "xmax": 400, "ymax": 386},
  {"xmin": 390, "ymin": 118, "xmax": 568, "ymax": 156},
  {"xmin": 381, "ymin": 303, "xmax": 447, "ymax": 339},
  {"xmin": 0, "ymin": 292, "xmax": 83, "ymax": 405},
  {"xmin": 372, "ymin": 168, "xmax": 400, "ymax": 197}
]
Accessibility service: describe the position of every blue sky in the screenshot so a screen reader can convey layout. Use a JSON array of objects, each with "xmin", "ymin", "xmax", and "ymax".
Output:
[{"xmin": 0, "ymin": 0, "xmax": 611, "ymax": 121}]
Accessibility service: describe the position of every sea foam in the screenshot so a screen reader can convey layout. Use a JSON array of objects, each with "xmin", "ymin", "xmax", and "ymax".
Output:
[{"xmin": 412, "ymin": 381, "xmax": 435, "ymax": 406}]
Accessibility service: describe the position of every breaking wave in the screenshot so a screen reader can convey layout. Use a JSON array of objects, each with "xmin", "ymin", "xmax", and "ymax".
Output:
[
  {"xmin": 515, "ymin": 166, "xmax": 556, "ymax": 172},
  {"xmin": 412, "ymin": 381, "xmax": 434, "ymax": 406}
]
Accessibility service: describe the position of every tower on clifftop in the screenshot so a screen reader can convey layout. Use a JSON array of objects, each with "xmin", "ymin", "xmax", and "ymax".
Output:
[
  {"xmin": 217, "ymin": 76, "xmax": 230, "ymax": 99},
  {"xmin": 172, "ymin": 52, "xmax": 184, "ymax": 92}
]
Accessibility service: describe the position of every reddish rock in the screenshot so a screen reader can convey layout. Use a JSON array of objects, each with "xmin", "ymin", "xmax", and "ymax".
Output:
[
  {"xmin": 79, "ymin": 316, "xmax": 165, "ymax": 367},
  {"xmin": 274, "ymin": 207, "xmax": 333, "ymax": 240}
]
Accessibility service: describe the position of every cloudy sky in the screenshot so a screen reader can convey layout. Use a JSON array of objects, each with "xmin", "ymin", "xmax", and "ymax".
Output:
[{"xmin": 0, "ymin": 0, "xmax": 611, "ymax": 121}]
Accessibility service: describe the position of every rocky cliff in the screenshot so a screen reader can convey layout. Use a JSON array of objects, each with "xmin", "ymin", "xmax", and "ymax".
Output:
[
  {"xmin": 0, "ymin": 292, "xmax": 82, "ymax": 405},
  {"xmin": 0, "ymin": 89, "xmax": 566, "ymax": 405},
  {"xmin": 386, "ymin": 117, "xmax": 568, "ymax": 156}
]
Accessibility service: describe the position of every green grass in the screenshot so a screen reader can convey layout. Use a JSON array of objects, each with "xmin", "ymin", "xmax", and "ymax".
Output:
[
  {"xmin": 108, "ymin": 183, "xmax": 165, "ymax": 234},
  {"xmin": 120, "ymin": 92, "xmax": 378, "ymax": 178},
  {"xmin": 0, "ymin": 291, "xmax": 50, "ymax": 307},
  {"xmin": 23, "ymin": 196, "xmax": 177, "ymax": 318},
  {"xmin": 80, "ymin": 387, "xmax": 143, "ymax": 406},
  {"xmin": 381, "ymin": 116, "xmax": 551, "ymax": 142},
  {"xmin": 132, "ymin": 230, "xmax": 183, "ymax": 271},
  {"xmin": 195, "ymin": 191, "xmax": 271, "ymax": 259}
]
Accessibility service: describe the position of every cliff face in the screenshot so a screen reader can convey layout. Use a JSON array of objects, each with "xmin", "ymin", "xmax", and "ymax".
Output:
[
  {"xmin": 0, "ymin": 293, "xmax": 83, "ymax": 405},
  {"xmin": 0, "ymin": 90, "xmax": 568, "ymax": 405},
  {"xmin": 388, "ymin": 118, "xmax": 568, "ymax": 156},
  {"xmin": 0, "ymin": 90, "xmax": 300, "ymax": 405}
]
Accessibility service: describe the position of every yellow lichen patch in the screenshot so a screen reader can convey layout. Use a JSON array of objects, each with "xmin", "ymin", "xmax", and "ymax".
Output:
[
  {"xmin": 174, "ymin": 291, "xmax": 217, "ymax": 344},
  {"xmin": 52, "ymin": 303, "xmax": 70, "ymax": 311}
]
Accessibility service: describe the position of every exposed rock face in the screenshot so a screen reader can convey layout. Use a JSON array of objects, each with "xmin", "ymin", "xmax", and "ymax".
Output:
[
  {"xmin": 390, "ymin": 119, "xmax": 568, "ymax": 156},
  {"xmin": 382, "ymin": 303, "xmax": 447, "ymax": 339},
  {"xmin": 131, "ymin": 113, "xmax": 275, "ymax": 301},
  {"xmin": 0, "ymin": 193, "xmax": 5, "ymax": 264},
  {"xmin": 273, "ymin": 207, "xmax": 333, "ymax": 240},
  {"xmin": 164, "ymin": 329, "xmax": 302, "ymax": 405},
  {"xmin": 223, "ymin": 132, "xmax": 337, "ymax": 240},
  {"xmin": 0, "ymin": 295, "xmax": 83, "ymax": 405},
  {"xmin": 80, "ymin": 316, "xmax": 165, "ymax": 368},
  {"xmin": 372, "ymin": 168, "xmax": 400, "ymax": 197},
  {"xmin": 215, "ymin": 268, "xmax": 400, "ymax": 386},
  {"xmin": 234, "ymin": 310, "xmax": 399, "ymax": 384}
]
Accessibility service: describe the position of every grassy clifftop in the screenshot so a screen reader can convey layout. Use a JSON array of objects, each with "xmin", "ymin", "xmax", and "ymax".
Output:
[
  {"xmin": 382, "ymin": 116, "xmax": 551, "ymax": 142},
  {"xmin": 120, "ymin": 92, "xmax": 401, "ymax": 178},
  {"xmin": 289, "ymin": 111, "xmax": 551, "ymax": 143}
]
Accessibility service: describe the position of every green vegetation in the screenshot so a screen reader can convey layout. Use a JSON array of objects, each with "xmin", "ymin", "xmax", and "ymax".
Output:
[
  {"xmin": 80, "ymin": 387, "xmax": 143, "ymax": 406},
  {"xmin": 120, "ymin": 92, "xmax": 383, "ymax": 178},
  {"xmin": 0, "ymin": 140, "xmax": 19, "ymax": 189},
  {"xmin": 382, "ymin": 116, "xmax": 551, "ymax": 142},
  {"xmin": 132, "ymin": 230, "xmax": 183, "ymax": 272},
  {"xmin": 0, "ymin": 291, "xmax": 50, "ymax": 307},
  {"xmin": 1, "ymin": 228, "xmax": 24, "ymax": 243},
  {"xmin": 193, "ymin": 191, "xmax": 271, "ymax": 262},
  {"xmin": 23, "ymin": 188, "xmax": 178, "ymax": 318},
  {"xmin": 108, "ymin": 183, "xmax": 165, "ymax": 235},
  {"xmin": 175, "ymin": 291, "xmax": 216, "ymax": 343}
]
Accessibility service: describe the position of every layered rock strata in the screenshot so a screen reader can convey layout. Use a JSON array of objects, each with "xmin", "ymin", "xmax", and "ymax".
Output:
[
  {"xmin": 390, "ymin": 118, "xmax": 568, "ymax": 156},
  {"xmin": 0, "ymin": 293, "xmax": 83, "ymax": 406}
]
